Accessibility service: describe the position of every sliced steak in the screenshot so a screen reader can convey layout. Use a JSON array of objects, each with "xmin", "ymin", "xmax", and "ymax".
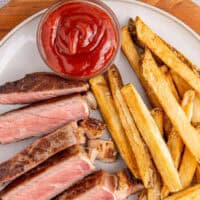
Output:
[
  {"xmin": 0, "ymin": 145, "xmax": 95, "ymax": 200},
  {"xmin": 0, "ymin": 122, "xmax": 78, "ymax": 184},
  {"xmin": 0, "ymin": 95, "xmax": 89, "ymax": 144},
  {"xmin": 55, "ymin": 170, "xmax": 116, "ymax": 200},
  {"xmin": 55, "ymin": 170, "xmax": 143, "ymax": 200},
  {"xmin": 0, "ymin": 72, "xmax": 89, "ymax": 104},
  {"xmin": 79, "ymin": 118, "xmax": 106, "ymax": 139}
]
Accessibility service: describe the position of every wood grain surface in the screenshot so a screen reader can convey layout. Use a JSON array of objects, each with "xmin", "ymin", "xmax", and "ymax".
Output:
[
  {"xmin": 0, "ymin": 0, "xmax": 199, "ymax": 40},
  {"xmin": 142, "ymin": 0, "xmax": 200, "ymax": 35},
  {"xmin": 0, "ymin": 0, "xmax": 55, "ymax": 39}
]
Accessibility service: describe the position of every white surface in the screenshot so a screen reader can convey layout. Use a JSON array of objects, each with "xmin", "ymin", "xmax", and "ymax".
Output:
[
  {"xmin": 0, "ymin": 0, "xmax": 9, "ymax": 7},
  {"xmin": 0, "ymin": 0, "xmax": 200, "ymax": 199},
  {"xmin": 193, "ymin": 0, "xmax": 200, "ymax": 5}
]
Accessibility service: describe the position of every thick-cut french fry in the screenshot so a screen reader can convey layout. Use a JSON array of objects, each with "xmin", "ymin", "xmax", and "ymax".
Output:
[
  {"xmin": 147, "ymin": 171, "xmax": 161, "ymax": 200},
  {"xmin": 164, "ymin": 41, "xmax": 200, "ymax": 78},
  {"xmin": 195, "ymin": 127, "xmax": 200, "ymax": 184},
  {"xmin": 135, "ymin": 17, "xmax": 200, "ymax": 94},
  {"xmin": 169, "ymin": 90, "xmax": 195, "ymax": 166},
  {"xmin": 151, "ymin": 108, "xmax": 164, "ymax": 136},
  {"xmin": 164, "ymin": 185, "xmax": 200, "ymax": 200},
  {"xmin": 180, "ymin": 90, "xmax": 195, "ymax": 121},
  {"xmin": 177, "ymin": 93, "xmax": 198, "ymax": 191},
  {"xmin": 160, "ymin": 66, "xmax": 180, "ymax": 102},
  {"xmin": 170, "ymin": 70, "xmax": 190, "ymax": 97},
  {"xmin": 171, "ymin": 71, "xmax": 200, "ymax": 125},
  {"xmin": 121, "ymin": 83, "xmax": 182, "ymax": 192},
  {"xmin": 193, "ymin": 97, "xmax": 200, "ymax": 125},
  {"xmin": 121, "ymin": 26, "xmax": 160, "ymax": 108},
  {"xmin": 161, "ymin": 91, "xmax": 196, "ymax": 199},
  {"xmin": 89, "ymin": 75, "xmax": 139, "ymax": 178},
  {"xmin": 138, "ymin": 190, "xmax": 147, "ymax": 200},
  {"xmin": 166, "ymin": 130, "xmax": 183, "ymax": 169},
  {"xmin": 179, "ymin": 149, "xmax": 197, "ymax": 188},
  {"xmin": 121, "ymin": 26, "xmax": 140, "ymax": 77},
  {"xmin": 107, "ymin": 65, "xmax": 154, "ymax": 188},
  {"xmin": 179, "ymin": 127, "xmax": 200, "ymax": 185},
  {"xmin": 141, "ymin": 48, "xmax": 200, "ymax": 162}
]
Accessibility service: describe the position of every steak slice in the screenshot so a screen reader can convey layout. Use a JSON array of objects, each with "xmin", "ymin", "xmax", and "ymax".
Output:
[
  {"xmin": 55, "ymin": 170, "xmax": 143, "ymax": 200},
  {"xmin": 0, "ymin": 72, "xmax": 89, "ymax": 104},
  {"xmin": 0, "ymin": 95, "xmax": 89, "ymax": 144},
  {"xmin": 55, "ymin": 170, "xmax": 116, "ymax": 200},
  {"xmin": 0, "ymin": 122, "xmax": 78, "ymax": 184},
  {"xmin": 0, "ymin": 145, "xmax": 95, "ymax": 200}
]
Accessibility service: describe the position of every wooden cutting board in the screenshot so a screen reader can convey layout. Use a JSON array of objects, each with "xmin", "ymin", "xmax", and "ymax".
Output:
[{"xmin": 0, "ymin": 0, "xmax": 200, "ymax": 40}]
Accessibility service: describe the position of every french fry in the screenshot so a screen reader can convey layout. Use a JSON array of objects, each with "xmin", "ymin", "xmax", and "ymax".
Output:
[
  {"xmin": 195, "ymin": 127, "xmax": 200, "ymax": 184},
  {"xmin": 164, "ymin": 185, "xmax": 200, "ymax": 200},
  {"xmin": 121, "ymin": 83, "xmax": 182, "ymax": 192},
  {"xmin": 163, "ymin": 131, "xmax": 196, "ymax": 197},
  {"xmin": 165, "ymin": 129, "xmax": 183, "ymax": 171},
  {"xmin": 121, "ymin": 26, "xmax": 160, "ymax": 108},
  {"xmin": 170, "ymin": 90, "xmax": 195, "ymax": 166},
  {"xmin": 138, "ymin": 190, "xmax": 147, "ymax": 200},
  {"xmin": 177, "ymin": 92, "xmax": 198, "ymax": 190},
  {"xmin": 193, "ymin": 97, "xmax": 200, "ymax": 125},
  {"xmin": 147, "ymin": 171, "xmax": 161, "ymax": 200},
  {"xmin": 170, "ymin": 70, "xmax": 190, "ymax": 97},
  {"xmin": 141, "ymin": 48, "xmax": 200, "ymax": 162},
  {"xmin": 107, "ymin": 65, "xmax": 154, "ymax": 188},
  {"xmin": 135, "ymin": 16, "xmax": 200, "ymax": 94},
  {"xmin": 180, "ymin": 90, "xmax": 195, "ymax": 122},
  {"xmin": 151, "ymin": 108, "xmax": 164, "ymax": 137},
  {"xmin": 160, "ymin": 66, "xmax": 180, "ymax": 102},
  {"xmin": 161, "ymin": 91, "xmax": 196, "ymax": 198},
  {"xmin": 179, "ymin": 148, "xmax": 197, "ymax": 188},
  {"xmin": 171, "ymin": 71, "xmax": 200, "ymax": 125},
  {"xmin": 164, "ymin": 41, "xmax": 200, "ymax": 78},
  {"xmin": 179, "ymin": 127, "xmax": 200, "ymax": 188},
  {"xmin": 121, "ymin": 26, "xmax": 140, "ymax": 77},
  {"xmin": 121, "ymin": 29, "xmax": 172, "ymax": 138},
  {"xmin": 89, "ymin": 75, "xmax": 140, "ymax": 178}
]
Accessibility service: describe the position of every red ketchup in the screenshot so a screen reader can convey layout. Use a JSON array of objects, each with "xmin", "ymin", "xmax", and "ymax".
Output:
[{"xmin": 39, "ymin": 1, "xmax": 118, "ymax": 79}]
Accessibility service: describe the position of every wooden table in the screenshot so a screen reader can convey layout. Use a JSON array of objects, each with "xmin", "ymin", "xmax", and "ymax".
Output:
[
  {"xmin": 0, "ymin": 0, "xmax": 200, "ymax": 40},
  {"xmin": 0, "ymin": 0, "xmax": 55, "ymax": 39}
]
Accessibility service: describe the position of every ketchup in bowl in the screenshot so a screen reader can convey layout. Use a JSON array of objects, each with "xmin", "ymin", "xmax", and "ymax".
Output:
[{"xmin": 37, "ymin": 0, "xmax": 120, "ymax": 79}]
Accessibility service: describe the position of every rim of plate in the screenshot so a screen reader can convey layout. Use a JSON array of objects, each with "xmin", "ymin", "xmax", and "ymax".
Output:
[{"xmin": 0, "ymin": 0, "xmax": 199, "ymax": 47}]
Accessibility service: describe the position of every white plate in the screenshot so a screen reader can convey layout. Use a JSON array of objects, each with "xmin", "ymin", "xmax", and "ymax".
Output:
[{"xmin": 0, "ymin": 0, "xmax": 200, "ymax": 199}]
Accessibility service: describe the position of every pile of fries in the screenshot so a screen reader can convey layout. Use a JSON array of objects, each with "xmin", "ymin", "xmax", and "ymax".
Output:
[{"xmin": 90, "ymin": 17, "xmax": 200, "ymax": 199}]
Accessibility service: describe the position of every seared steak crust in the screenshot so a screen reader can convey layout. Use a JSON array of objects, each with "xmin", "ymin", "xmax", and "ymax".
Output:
[
  {"xmin": 0, "ymin": 72, "xmax": 88, "ymax": 93},
  {"xmin": 0, "ymin": 72, "xmax": 89, "ymax": 104},
  {"xmin": 55, "ymin": 170, "xmax": 116, "ymax": 200},
  {"xmin": 0, "ymin": 145, "xmax": 87, "ymax": 197},
  {"xmin": 55, "ymin": 169, "xmax": 143, "ymax": 200},
  {"xmin": 0, "ymin": 122, "xmax": 77, "ymax": 184}
]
